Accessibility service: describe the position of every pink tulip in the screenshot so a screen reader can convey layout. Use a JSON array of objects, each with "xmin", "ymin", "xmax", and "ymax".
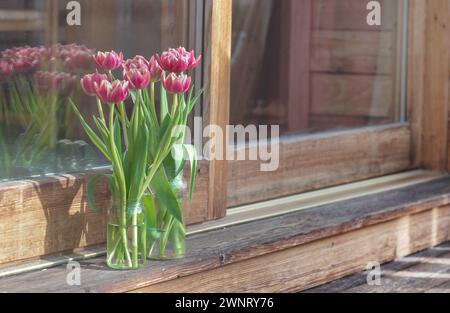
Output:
[
  {"xmin": 94, "ymin": 51, "xmax": 123, "ymax": 71},
  {"xmin": 148, "ymin": 56, "xmax": 162, "ymax": 82},
  {"xmin": 123, "ymin": 67, "xmax": 151, "ymax": 90},
  {"xmin": 33, "ymin": 71, "xmax": 76, "ymax": 96},
  {"xmin": 176, "ymin": 47, "xmax": 202, "ymax": 70},
  {"xmin": 161, "ymin": 73, "xmax": 191, "ymax": 94},
  {"xmin": 123, "ymin": 55, "xmax": 149, "ymax": 72},
  {"xmin": 0, "ymin": 59, "xmax": 13, "ymax": 77},
  {"xmin": 81, "ymin": 73, "xmax": 110, "ymax": 96},
  {"xmin": 156, "ymin": 47, "xmax": 201, "ymax": 73},
  {"xmin": 94, "ymin": 80, "xmax": 129, "ymax": 104}
]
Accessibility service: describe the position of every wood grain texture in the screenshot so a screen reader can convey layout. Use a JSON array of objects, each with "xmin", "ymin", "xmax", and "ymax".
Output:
[
  {"xmin": 228, "ymin": 125, "xmax": 411, "ymax": 207},
  {"xmin": 2, "ymin": 176, "xmax": 450, "ymax": 292},
  {"xmin": 312, "ymin": 0, "xmax": 397, "ymax": 31},
  {"xmin": 281, "ymin": 0, "xmax": 311, "ymax": 131},
  {"xmin": 311, "ymin": 73, "xmax": 393, "ymax": 117},
  {"xmin": 310, "ymin": 30, "xmax": 394, "ymax": 75},
  {"xmin": 203, "ymin": 0, "xmax": 231, "ymax": 219},
  {"xmin": 0, "ymin": 162, "xmax": 209, "ymax": 265},
  {"xmin": 420, "ymin": 0, "xmax": 450, "ymax": 170},
  {"xmin": 307, "ymin": 242, "xmax": 450, "ymax": 293},
  {"xmin": 137, "ymin": 207, "xmax": 450, "ymax": 293},
  {"xmin": 407, "ymin": 0, "xmax": 426, "ymax": 168}
]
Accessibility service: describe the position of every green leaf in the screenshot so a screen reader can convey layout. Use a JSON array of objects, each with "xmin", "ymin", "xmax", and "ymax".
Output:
[
  {"xmin": 143, "ymin": 194, "xmax": 158, "ymax": 236},
  {"xmin": 183, "ymin": 144, "xmax": 198, "ymax": 200},
  {"xmin": 70, "ymin": 99, "xmax": 110, "ymax": 160},
  {"xmin": 150, "ymin": 167, "xmax": 183, "ymax": 223},
  {"xmin": 160, "ymin": 85, "xmax": 169, "ymax": 121}
]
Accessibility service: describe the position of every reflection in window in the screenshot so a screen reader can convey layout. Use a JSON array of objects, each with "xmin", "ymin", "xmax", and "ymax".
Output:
[
  {"xmin": 230, "ymin": 0, "xmax": 408, "ymax": 137},
  {"xmin": 0, "ymin": 0, "xmax": 193, "ymax": 181}
]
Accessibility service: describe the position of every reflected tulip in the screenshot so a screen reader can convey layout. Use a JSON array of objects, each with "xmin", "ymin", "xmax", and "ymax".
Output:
[
  {"xmin": 94, "ymin": 80, "xmax": 129, "ymax": 104},
  {"xmin": 33, "ymin": 71, "xmax": 76, "ymax": 96},
  {"xmin": 161, "ymin": 73, "xmax": 191, "ymax": 94},
  {"xmin": 94, "ymin": 51, "xmax": 123, "ymax": 71},
  {"xmin": 81, "ymin": 73, "xmax": 110, "ymax": 96},
  {"xmin": 0, "ymin": 59, "xmax": 13, "ymax": 77}
]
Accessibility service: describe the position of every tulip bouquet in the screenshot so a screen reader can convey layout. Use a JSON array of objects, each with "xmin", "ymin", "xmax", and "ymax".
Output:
[
  {"xmin": 72, "ymin": 47, "xmax": 202, "ymax": 269},
  {"xmin": 0, "ymin": 44, "xmax": 96, "ymax": 179}
]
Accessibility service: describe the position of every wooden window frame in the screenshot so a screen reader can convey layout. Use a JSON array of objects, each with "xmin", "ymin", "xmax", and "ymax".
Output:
[
  {"xmin": 224, "ymin": 0, "xmax": 450, "ymax": 207},
  {"xmin": 0, "ymin": 0, "xmax": 449, "ymax": 266}
]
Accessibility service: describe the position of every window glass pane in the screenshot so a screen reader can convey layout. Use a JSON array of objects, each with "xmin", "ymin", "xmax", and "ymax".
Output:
[
  {"xmin": 0, "ymin": 0, "xmax": 195, "ymax": 181},
  {"xmin": 230, "ymin": 0, "xmax": 408, "ymax": 137}
]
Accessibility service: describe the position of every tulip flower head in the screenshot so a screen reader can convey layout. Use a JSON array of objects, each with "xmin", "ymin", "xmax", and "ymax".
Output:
[
  {"xmin": 156, "ymin": 47, "xmax": 201, "ymax": 73},
  {"xmin": 124, "ymin": 67, "xmax": 151, "ymax": 90},
  {"xmin": 148, "ymin": 56, "xmax": 162, "ymax": 82},
  {"xmin": 94, "ymin": 51, "xmax": 123, "ymax": 71},
  {"xmin": 94, "ymin": 79, "xmax": 129, "ymax": 104},
  {"xmin": 33, "ymin": 71, "xmax": 76, "ymax": 96},
  {"xmin": 81, "ymin": 72, "xmax": 110, "ymax": 96},
  {"xmin": 123, "ymin": 55, "xmax": 149, "ymax": 72},
  {"xmin": 0, "ymin": 59, "xmax": 13, "ymax": 77},
  {"xmin": 161, "ymin": 73, "xmax": 191, "ymax": 94}
]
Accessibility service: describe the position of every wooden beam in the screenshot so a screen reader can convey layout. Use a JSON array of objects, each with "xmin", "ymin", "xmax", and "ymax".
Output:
[
  {"xmin": 203, "ymin": 0, "xmax": 232, "ymax": 219},
  {"xmin": 420, "ymin": 0, "xmax": 450, "ymax": 170},
  {"xmin": 282, "ymin": 0, "xmax": 311, "ymax": 132},
  {"xmin": 407, "ymin": 0, "xmax": 426, "ymax": 167}
]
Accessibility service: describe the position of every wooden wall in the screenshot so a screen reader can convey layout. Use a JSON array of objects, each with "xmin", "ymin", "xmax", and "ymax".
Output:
[{"xmin": 231, "ymin": 0, "xmax": 404, "ymax": 134}]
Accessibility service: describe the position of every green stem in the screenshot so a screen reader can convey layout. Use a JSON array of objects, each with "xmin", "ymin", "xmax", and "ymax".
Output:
[
  {"xmin": 118, "ymin": 102, "xmax": 129, "ymax": 148},
  {"xmin": 96, "ymin": 98, "xmax": 105, "ymax": 123},
  {"xmin": 109, "ymin": 108, "xmax": 132, "ymax": 267},
  {"xmin": 150, "ymin": 83, "xmax": 159, "ymax": 128},
  {"xmin": 171, "ymin": 94, "xmax": 178, "ymax": 117},
  {"xmin": 131, "ymin": 208, "xmax": 139, "ymax": 268},
  {"xmin": 158, "ymin": 215, "xmax": 175, "ymax": 257}
]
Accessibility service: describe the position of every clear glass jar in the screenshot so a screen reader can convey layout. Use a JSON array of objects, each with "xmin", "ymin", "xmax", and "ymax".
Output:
[
  {"xmin": 147, "ymin": 174, "xmax": 187, "ymax": 260},
  {"xmin": 107, "ymin": 199, "xmax": 147, "ymax": 269}
]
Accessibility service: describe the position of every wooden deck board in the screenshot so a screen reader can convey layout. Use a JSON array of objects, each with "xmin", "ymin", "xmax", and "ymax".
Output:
[{"xmin": 306, "ymin": 242, "xmax": 450, "ymax": 293}]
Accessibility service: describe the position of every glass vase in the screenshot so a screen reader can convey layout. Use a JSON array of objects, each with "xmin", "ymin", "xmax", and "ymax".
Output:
[
  {"xmin": 107, "ymin": 198, "xmax": 147, "ymax": 270},
  {"xmin": 147, "ymin": 175, "xmax": 187, "ymax": 260}
]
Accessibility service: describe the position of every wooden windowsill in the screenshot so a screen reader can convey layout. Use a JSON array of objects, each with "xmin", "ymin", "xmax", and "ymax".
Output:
[{"xmin": 2, "ymin": 175, "xmax": 450, "ymax": 292}]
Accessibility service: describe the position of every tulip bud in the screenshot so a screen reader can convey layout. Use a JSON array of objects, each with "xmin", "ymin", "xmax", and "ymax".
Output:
[
  {"xmin": 81, "ymin": 73, "xmax": 110, "ymax": 96},
  {"xmin": 94, "ymin": 51, "xmax": 123, "ymax": 71},
  {"xmin": 94, "ymin": 80, "xmax": 129, "ymax": 104},
  {"xmin": 0, "ymin": 59, "xmax": 13, "ymax": 77},
  {"xmin": 123, "ymin": 55, "xmax": 149, "ymax": 72},
  {"xmin": 161, "ymin": 73, "xmax": 191, "ymax": 94},
  {"xmin": 123, "ymin": 67, "xmax": 151, "ymax": 90},
  {"xmin": 148, "ymin": 56, "xmax": 162, "ymax": 82},
  {"xmin": 156, "ymin": 47, "xmax": 201, "ymax": 73}
]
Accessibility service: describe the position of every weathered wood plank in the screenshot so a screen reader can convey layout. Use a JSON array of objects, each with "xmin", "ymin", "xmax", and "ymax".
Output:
[
  {"xmin": 311, "ymin": 73, "xmax": 394, "ymax": 118},
  {"xmin": 0, "ymin": 162, "xmax": 209, "ymax": 265},
  {"xmin": 312, "ymin": 0, "xmax": 398, "ymax": 31},
  {"xmin": 228, "ymin": 125, "xmax": 411, "ymax": 207},
  {"xmin": 136, "ymin": 209, "xmax": 450, "ymax": 293},
  {"xmin": 420, "ymin": 0, "xmax": 450, "ymax": 171},
  {"xmin": 1, "ymin": 176, "xmax": 450, "ymax": 292},
  {"xmin": 310, "ymin": 30, "xmax": 394, "ymax": 75},
  {"xmin": 203, "ymin": 0, "xmax": 231, "ymax": 220},
  {"xmin": 306, "ymin": 242, "xmax": 450, "ymax": 293}
]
